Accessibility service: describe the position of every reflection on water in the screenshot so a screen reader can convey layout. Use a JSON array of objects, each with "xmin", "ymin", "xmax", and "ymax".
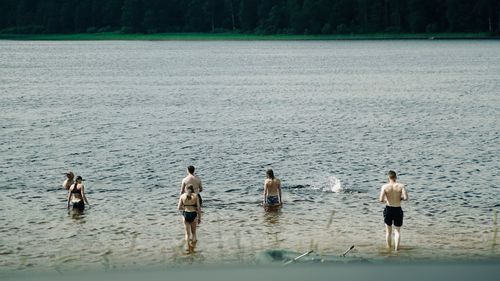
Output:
[
  {"xmin": 0, "ymin": 40, "xmax": 499, "ymax": 271},
  {"xmin": 263, "ymin": 209, "xmax": 281, "ymax": 230},
  {"xmin": 263, "ymin": 209, "xmax": 285, "ymax": 250},
  {"xmin": 377, "ymin": 246, "xmax": 394, "ymax": 257},
  {"xmin": 69, "ymin": 211, "xmax": 86, "ymax": 223},
  {"xmin": 176, "ymin": 243, "xmax": 205, "ymax": 265},
  {"xmin": 263, "ymin": 207, "xmax": 282, "ymax": 222}
]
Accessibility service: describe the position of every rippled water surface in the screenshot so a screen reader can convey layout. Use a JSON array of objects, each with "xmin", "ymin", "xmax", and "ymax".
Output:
[{"xmin": 0, "ymin": 40, "xmax": 499, "ymax": 271}]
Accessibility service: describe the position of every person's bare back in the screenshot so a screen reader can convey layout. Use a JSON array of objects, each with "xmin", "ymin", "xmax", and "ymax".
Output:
[
  {"xmin": 181, "ymin": 174, "xmax": 202, "ymax": 194},
  {"xmin": 265, "ymin": 178, "xmax": 281, "ymax": 196},
  {"xmin": 180, "ymin": 166, "xmax": 203, "ymax": 195},
  {"xmin": 379, "ymin": 182, "xmax": 408, "ymax": 207}
]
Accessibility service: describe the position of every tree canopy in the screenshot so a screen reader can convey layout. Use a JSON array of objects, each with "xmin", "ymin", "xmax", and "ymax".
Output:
[{"xmin": 1, "ymin": 0, "xmax": 499, "ymax": 34}]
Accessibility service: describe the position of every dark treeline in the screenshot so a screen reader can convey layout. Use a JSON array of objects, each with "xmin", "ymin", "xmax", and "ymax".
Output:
[{"xmin": 1, "ymin": 0, "xmax": 500, "ymax": 35}]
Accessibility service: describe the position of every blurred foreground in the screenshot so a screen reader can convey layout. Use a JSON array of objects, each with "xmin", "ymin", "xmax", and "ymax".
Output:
[{"xmin": 2, "ymin": 262, "xmax": 500, "ymax": 281}]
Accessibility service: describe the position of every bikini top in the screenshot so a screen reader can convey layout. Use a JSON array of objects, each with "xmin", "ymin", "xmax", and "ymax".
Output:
[{"xmin": 70, "ymin": 184, "xmax": 82, "ymax": 195}]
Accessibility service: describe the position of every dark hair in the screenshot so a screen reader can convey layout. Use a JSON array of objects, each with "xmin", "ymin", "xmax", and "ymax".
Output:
[
  {"xmin": 70, "ymin": 176, "xmax": 82, "ymax": 191},
  {"xmin": 266, "ymin": 169, "xmax": 274, "ymax": 179},
  {"xmin": 186, "ymin": 185, "xmax": 194, "ymax": 200},
  {"xmin": 187, "ymin": 165, "xmax": 195, "ymax": 174},
  {"xmin": 66, "ymin": 172, "xmax": 74, "ymax": 179},
  {"xmin": 388, "ymin": 170, "xmax": 397, "ymax": 180}
]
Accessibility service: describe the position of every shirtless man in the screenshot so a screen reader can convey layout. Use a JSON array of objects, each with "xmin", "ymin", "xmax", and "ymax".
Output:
[
  {"xmin": 263, "ymin": 169, "xmax": 282, "ymax": 207},
  {"xmin": 180, "ymin": 166, "xmax": 203, "ymax": 206},
  {"xmin": 379, "ymin": 170, "xmax": 408, "ymax": 251},
  {"xmin": 62, "ymin": 171, "xmax": 74, "ymax": 190}
]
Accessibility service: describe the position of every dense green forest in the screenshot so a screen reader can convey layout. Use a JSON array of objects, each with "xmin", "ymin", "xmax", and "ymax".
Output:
[{"xmin": 1, "ymin": 0, "xmax": 499, "ymax": 35}]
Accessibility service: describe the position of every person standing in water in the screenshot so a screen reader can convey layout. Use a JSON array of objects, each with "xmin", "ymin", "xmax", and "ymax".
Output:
[
  {"xmin": 180, "ymin": 165, "xmax": 203, "ymax": 206},
  {"xmin": 67, "ymin": 176, "xmax": 90, "ymax": 211},
  {"xmin": 178, "ymin": 185, "xmax": 201, "ymax": 251},
  {"xmin": 62, "ymin": 171, "xmax": 74, "ymax": 190},
  {"xmin": 263, "ymin": 169, "xmax": 282, "ymax": 207},
  {"xmin": 379, "ymin": 170, "xmax": 408, "ymax": 251}
]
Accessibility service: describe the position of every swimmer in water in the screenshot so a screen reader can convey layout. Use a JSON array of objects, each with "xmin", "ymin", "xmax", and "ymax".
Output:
[
  {"xmin": 180, "ymin": 165, "xmax": 203, "ymax": 206},
  {"xmin": 62, "ymin": 171, "xmax": 74, "ymax": 190},
  {"xmin": 263, "ymin": 169, "xmax": 282, "ymax": 208},
  {"xmin": 379, "ymin": 170, "xmax": 408, "ymax": 251},
  {"xmin": 178, "ymin": 185, "xmax": 201, "ymax": 251},
  {"xmin": 67, "ymin": 176, "xmax": 90, "ymax": 211}
]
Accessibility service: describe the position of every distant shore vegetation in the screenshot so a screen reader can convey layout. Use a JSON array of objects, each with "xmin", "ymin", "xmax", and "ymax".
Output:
[
  {"xmin": 0, "ymin": 32, "xmax": 496, "ymax": 41},
  {"xmin": 1, "ymin": 0, "xmax": 500, "ymax": 37}
]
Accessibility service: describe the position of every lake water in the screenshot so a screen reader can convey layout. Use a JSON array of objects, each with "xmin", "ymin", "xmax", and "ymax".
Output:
[{"xmin": 0, "ymin": 40, "xmax": 499, "ymax": 272}]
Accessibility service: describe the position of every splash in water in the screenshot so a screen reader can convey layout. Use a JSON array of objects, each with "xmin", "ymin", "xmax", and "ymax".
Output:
[
  {"xmin": 324, "ymin": 176, "xmax": 342, "ymax": 193},
  {"xmin": 310, "ymin": 176, "xmax": 343, "ymax": 193}
]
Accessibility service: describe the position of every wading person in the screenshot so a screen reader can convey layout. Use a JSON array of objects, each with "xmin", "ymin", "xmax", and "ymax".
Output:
[
  {"xmin": 379, "ymin": 170, "xmax": 408, "ymax": 251},
  {"xmin": 263, "ymin": 169, "xmax": 282, "ymax": 208},
  {"xmin": 62, "ymin": 171, "xmax": 74, "ymax": 190},
  {"xmin": 178, "ymin": 185, "xmax": 201, "ymax": 252},
  {"xmin": 180, "ymin": 165, "xmax": 203, "ymax": 206},
  {"xmin": 67, "ymin": 176, "xmax": 89, "ymax": 211}
]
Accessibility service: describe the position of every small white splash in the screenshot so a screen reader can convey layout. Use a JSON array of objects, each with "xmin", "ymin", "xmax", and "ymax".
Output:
[
  {"xmin": 324, "ymin": 176, "xmax": 342, "ymax": 193},
  {"xmin": 309, "ymin": 175, "xmax": 343, "ymax": 193}
]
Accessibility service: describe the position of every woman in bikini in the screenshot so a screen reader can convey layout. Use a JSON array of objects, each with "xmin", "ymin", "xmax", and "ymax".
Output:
[
  {"xmin": 67, "ymin": 176, "xmax": 89, "ymax": 211},
  {"xmin": 177, "ymin": 185, "xmax": 201, "ymax": 250}
]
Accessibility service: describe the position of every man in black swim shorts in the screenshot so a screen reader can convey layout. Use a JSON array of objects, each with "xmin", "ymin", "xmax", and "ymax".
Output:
[
  {"xmin": 384, "ymin": 206, "xmax": 403, "ymax": 227},
  {"xmin": 379, "ymin": 170, "xmax": 408, "ymax": 251}
]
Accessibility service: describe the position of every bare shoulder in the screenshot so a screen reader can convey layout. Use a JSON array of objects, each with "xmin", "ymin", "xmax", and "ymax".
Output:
[
  {"xmin": 265, "ymin": 178, "xmax": 280, "ymax": 184},
  {"xmin": 381, "ymin": 183, "xmax": 390, "ymax": 190}
]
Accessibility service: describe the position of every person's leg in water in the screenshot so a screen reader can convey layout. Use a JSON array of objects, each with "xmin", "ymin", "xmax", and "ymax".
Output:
[
  {"xmin": 385, "ymin": 224, "xmax": 392, "ymax": 249},
  {"xmin": 393, "ymin": 208, "xmax": 403, "ymax": 251},
  {"xmin": 394, "ymin": 226, "xmax": 401, "ymax": 251},
  {"xmin": 184, "ymin": 219, "xmax": 192, "ymax": 245},
  {"xmin": 186, "ymin": 221, "xmax": 197, "ymax": 252},
  {"xmin": 191, "ymin": 221, "xmax": 198, "ymax": 242}
]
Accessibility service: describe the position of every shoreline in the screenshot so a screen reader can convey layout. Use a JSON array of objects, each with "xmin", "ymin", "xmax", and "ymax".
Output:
[{"xmin": 0, "ymin": 32, "xmax": 499, "ymax": 41}]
